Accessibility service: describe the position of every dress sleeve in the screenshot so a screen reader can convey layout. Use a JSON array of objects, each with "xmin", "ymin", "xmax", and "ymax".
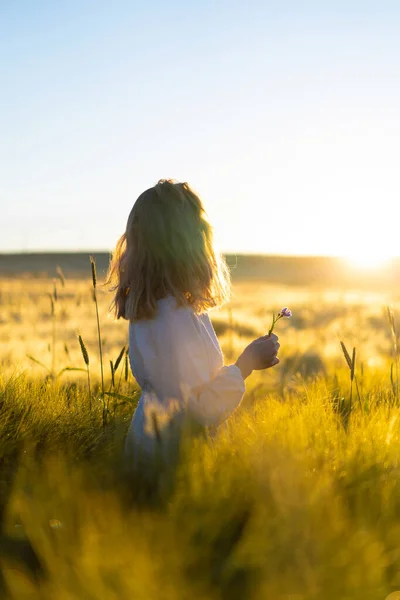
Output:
[{"xmin": 144, "ymin": 306, "xmax": 246, "ymax": 427}]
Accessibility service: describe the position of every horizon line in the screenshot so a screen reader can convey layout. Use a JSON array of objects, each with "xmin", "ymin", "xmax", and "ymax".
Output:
[{"xmin": 0, "ymin": 250, "xmax": 400, "ymax": 260}]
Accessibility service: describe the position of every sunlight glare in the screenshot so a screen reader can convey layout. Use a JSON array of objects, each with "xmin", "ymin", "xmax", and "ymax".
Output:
[{"xmin": 345, "ymin": 252, "xmax": 392, "ymax": 270}]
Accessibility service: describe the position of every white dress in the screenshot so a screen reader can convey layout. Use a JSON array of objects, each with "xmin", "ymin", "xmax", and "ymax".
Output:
[{"xmin": 124, "ymin": 296, "xmax": 245, "ymax": 463}]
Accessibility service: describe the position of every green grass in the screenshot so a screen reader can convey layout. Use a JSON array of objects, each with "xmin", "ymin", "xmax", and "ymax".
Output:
[{"xmin": 1, "ymin": 367, "xmax": 400, "ymax": 599}]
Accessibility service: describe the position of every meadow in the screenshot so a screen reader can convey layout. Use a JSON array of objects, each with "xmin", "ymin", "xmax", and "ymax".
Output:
[{"xmin": 1, "ymin": 254, "xmax": 400, "ymax": 599}]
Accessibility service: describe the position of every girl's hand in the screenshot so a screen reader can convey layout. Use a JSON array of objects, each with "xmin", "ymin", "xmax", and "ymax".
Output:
[{"xmin": 235, "ymin": 333, "xmax": 280, "ymax": 379}]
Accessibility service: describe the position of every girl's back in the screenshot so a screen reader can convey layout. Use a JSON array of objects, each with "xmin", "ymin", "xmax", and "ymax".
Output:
[{"xmin": 127, "ymin": 294, "xmax": 245, "ymax": 462}]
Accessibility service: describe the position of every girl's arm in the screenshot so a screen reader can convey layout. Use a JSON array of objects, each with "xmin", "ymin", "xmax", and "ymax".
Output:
[
  {"xmin": 235, "ymin": 354, "xmax": 253, "ymax": 380},
  {"xmin": 137, "ymin": 307, "xmax": 245, "ymax": 427},
  {"xmin": 137, "ymin": 307, "xmax": 279, "ymax": 428}
]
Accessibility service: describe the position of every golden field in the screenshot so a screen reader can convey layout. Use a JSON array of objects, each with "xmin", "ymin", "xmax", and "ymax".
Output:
[
  {"xmin": 0, "ymin": 266, "xmax": 397, "ymax": 383},
  {"xmin": 0, "ymin": 254, "xmax": 400, "ymax": 599}
]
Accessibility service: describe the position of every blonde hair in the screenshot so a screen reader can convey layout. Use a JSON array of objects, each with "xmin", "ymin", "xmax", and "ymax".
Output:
[{"xmin": 106, "ymin": 179, "xmax": 231, "ymax": 321}]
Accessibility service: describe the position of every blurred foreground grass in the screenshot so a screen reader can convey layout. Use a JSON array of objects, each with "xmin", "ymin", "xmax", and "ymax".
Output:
[
  {"xmin": 2, "ymin": 373, "xmax": 400, "ymax": 599},
  {"xmin": 1, "ymin": 271, "xmax": 400, "ymax": 599}
]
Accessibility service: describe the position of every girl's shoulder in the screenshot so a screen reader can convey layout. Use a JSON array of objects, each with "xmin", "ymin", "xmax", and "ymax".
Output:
[
  {"xmin": 130, "ymin": 295, "xmax": 209, "ymax": 328},
  {"xmin": 157, "ymin": 295, "xmax": 208, "ymax": 316}
]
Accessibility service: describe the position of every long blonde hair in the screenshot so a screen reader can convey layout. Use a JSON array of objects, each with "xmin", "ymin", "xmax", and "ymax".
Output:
[{"xmin": 106, "ymin": 179, "xmax": 231, "ymax": 321}]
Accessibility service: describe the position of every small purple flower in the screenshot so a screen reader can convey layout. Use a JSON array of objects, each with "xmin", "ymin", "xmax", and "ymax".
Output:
[{"xmin": 279, "ymin": 307, "xmax": 292, "ymax": 318}]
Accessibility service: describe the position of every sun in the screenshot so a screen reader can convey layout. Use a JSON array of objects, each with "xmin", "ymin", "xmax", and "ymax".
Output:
[{"xmin": 345, "ymin": 252, "xmax": 392, "ymax": 270}]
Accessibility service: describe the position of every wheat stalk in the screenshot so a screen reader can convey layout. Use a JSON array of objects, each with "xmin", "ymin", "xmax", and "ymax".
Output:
[
  {"xmin": 48, "ymin": 291, "xmax": 57, "ymax": 376},
  {"xmin": 387, "ymin": 305, "xmax": 399, "ymax": 403},
  {"xmin": 351, "ymin": 347, "xmax": 356, "ymax": 382},
  {"xmin": 340, "ymin": 341, "xmax": 352, "ymax": 369},
  {"xmin": 114, "ymin": 345, "xmax": 126, "ymax": 373},
  {"xmin": 113, "ymin": 345, "xmax": 126, "ymax": 393},
  {"xmin": 90, "ymin": 255, "xmax": 97, "ymax": 288},
  {"xmin": 56, "ymin": 265, "xmax": 65, "ymax": 287},
  {"xmin": 78, "ymin": 334, "xmax": 89, "ymax": 365},
  {"xmin": 340, "ymin": 341, "xmax": 363, "ymax": 419},
  {"xmin": 124, "ymin": 348, "xmax": 129, "ymax": 382},
  {"xmin": 78, "ymin": 333, "xmax": 91, "ymax": 410},
  {"xmin": 89, "ymin": 256, "xmax": 105, "ymax": 421},
  {"xmin": 110, "ymin": 360, "xmax": 115, "ymax": 388}
]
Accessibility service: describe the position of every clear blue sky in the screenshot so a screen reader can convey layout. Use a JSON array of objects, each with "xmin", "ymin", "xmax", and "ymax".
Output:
[{"xmin": 1, "ymin": 1, "xmax": 400, "ymax": 257}]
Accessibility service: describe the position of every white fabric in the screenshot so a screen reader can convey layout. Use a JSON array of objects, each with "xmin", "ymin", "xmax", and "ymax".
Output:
[{"xmin": 125, "ymin": 296, "xmax": 245, "ymax": 458}]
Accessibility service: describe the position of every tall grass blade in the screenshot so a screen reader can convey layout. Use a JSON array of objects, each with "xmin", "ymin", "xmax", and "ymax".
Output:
[
  {"xmin": 340, "ymin": 341, "xmax": 352, "ymax": 370},
  {"xmin": 57, "ymin": 367, "xmax": 86, "ymax": 377},
  {"xmin": 114, "ymin": 345, "xmax": 126, "ymax": 373},
  {"xmin": 124, "ymin": 348, "xmax": 129, "ymax": 382},
  {"xmin": 386, "ymin": 305, "xmax": 399, "ymax": 404},
  {"xmin": 340, "ymin": 341, "xmax": 358, "ymax": 427},
  {"xmin": 89, "ymin": 256, "xmax": 105, "ymax": 421},
  {"xmin": 26, "ymin": 355, "xmax": 49, "ymax": 371},
  {"xmin": 89, "ymin": 255, "xmax": 97, "ymax": 288},
  {"xmin": 48, "ymin": 291, "xmax": 56, "ymax": 375},
  {"xmin": 78, "ymin": 333, "xmax": 91, "ymax": 410},
  {"xmin": 110, "ymin": 360, "xmax": 115, "ymax": 388},
  {"xmin": 56, "ymin": 265, "xmax": 65, "ymax": 287},
  {"xmin": 391, "ymin": 362, "xmax": 396, "ymax": 397},
  {"xmin": 48, "ymin": 293, "xmax": 55, "ymax": 317},
  {"xmin": 104, "ymin": 391, "xmax": 139, "ymax": 403},
  {"xmin": 351, "ymin": 347, "xmax": 356, "ymax": 382},
  {"xmin": 78, "ymin": 335, "xmax": 89, "ymax": 366}
]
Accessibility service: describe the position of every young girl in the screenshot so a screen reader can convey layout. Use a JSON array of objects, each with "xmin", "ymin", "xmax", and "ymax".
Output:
[{"xmin": 107, "ymin": 179, "xmax": 280, "ymax": 463}]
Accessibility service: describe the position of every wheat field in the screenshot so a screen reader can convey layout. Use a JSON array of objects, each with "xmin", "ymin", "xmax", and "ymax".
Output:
[{"xmin": 1, "ymin": 259, "xmax": 400, "ymax": 599}]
